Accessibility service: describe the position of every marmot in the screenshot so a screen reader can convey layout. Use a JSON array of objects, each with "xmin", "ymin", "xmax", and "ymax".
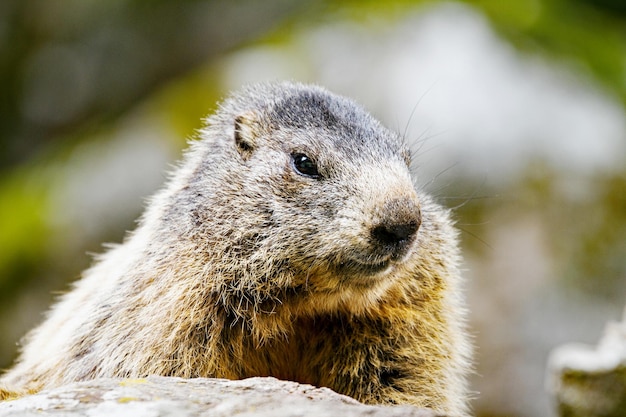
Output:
[{"xmin": 0, "ymin": 82, "xmax": 472, "ymax": 416}]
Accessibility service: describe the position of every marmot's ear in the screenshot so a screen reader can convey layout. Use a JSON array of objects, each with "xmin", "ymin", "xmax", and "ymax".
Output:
[{"xmin": 234, "ymin": 111, "xmax": 260, "ymax": 161}]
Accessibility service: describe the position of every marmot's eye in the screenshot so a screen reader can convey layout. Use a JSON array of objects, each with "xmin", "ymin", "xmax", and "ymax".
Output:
[{"xmin": 292, "ymin": 153, "xmax": 320, "ymax": 179}]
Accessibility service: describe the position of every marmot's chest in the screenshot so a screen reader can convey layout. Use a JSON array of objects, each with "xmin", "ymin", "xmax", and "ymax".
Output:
[{"xmin": 234, "ymin": 315, "xmax": 353, "ymax": 387}]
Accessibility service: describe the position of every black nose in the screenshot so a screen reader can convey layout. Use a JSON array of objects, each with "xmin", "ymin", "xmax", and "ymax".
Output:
[
  {"xmin": 371, "ymin": 220, "xmax": 419, "ymax": 248},
  {"xmin": 370, "ymin": 197, "xmax": 421, "ymax": 255}
]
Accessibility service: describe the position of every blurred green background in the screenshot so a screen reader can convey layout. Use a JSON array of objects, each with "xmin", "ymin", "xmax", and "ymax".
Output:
[{"xmin": 0, "ymin": 1, "xmax": 625, "ymax": 416}]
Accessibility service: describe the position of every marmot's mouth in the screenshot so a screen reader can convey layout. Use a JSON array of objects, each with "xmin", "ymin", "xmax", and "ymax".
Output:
[{"xmin": 337, "ymin": 258, "xmax": 391, "ymax": 276}]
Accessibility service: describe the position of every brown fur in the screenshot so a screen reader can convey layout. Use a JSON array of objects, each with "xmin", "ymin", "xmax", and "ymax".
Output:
[{"xmin": 0, "ymin": 82, "xmax": 471, "ymax": 415}]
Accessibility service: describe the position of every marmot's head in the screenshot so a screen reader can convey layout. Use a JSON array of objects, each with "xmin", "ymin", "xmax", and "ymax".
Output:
[{"xmin": 172, "ymin": 82, "xmax": 425, "ymax": 315}]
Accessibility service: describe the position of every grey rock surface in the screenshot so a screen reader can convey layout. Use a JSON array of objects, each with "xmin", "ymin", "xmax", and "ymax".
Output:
[{"xmin": 0, "ymin": 376, "xmax": 441, "ymax": 417}]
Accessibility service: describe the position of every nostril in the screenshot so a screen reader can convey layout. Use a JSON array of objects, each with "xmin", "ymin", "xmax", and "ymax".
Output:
[{"xmin": 371, "ymin": 220, "xmax": 420, "ymax": 248}]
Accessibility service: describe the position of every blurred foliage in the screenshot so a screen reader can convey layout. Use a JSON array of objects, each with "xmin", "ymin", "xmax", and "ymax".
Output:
[
  {"xmin": 1, "ymin": 0, "xmax": 624, "ymax": 167},
  {"xmin": 469, "ymin": 0, "xmax": 626, "ymax": 107},
  {"xmin": 0, "ymin": 170, "xmax": 49, "ymax": 300},
  {"xmin": 559, "ymin": 174, "xmax": 626, "ymax": 299},
  {"xmin": 0, "ymin": 0, "xmax": 317, "ymax": 170},
  {"xmin": 453, "ymin": 162, "xmax": 626, "ymax": 302}
]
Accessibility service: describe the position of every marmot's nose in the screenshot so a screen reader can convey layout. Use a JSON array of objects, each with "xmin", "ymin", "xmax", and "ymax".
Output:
[
  {"xmin": 370, "ymin": 197, "xmax": 421, "ymax": 254},
  {"xmin": 371, "ymin": 221, "xmax": 419, "ymax": 247}
]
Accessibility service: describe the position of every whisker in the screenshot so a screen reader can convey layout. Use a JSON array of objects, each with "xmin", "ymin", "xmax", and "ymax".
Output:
[{"xmin": 456, "ymin": 226, "xmax": 492, "ymax": 250}]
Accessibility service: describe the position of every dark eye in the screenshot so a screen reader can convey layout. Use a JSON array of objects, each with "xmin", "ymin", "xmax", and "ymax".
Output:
[{"xmin": 292, "ymin": 153, "xmax": 320, "ymax": 179}]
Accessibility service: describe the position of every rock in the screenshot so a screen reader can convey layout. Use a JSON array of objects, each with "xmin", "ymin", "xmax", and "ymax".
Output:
[
  {"xmin": 547, "ymin": 308, "xmax": 626, "ymax": 417},
  {"xmin": 0, "ymin": 376, "xmax": 441, "ymax": 417}
]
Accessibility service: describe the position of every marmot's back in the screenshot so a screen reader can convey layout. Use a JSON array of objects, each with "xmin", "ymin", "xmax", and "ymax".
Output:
[{"xmin": 0, "ymin": 82, "xmax": 471, "ymax": 416}]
